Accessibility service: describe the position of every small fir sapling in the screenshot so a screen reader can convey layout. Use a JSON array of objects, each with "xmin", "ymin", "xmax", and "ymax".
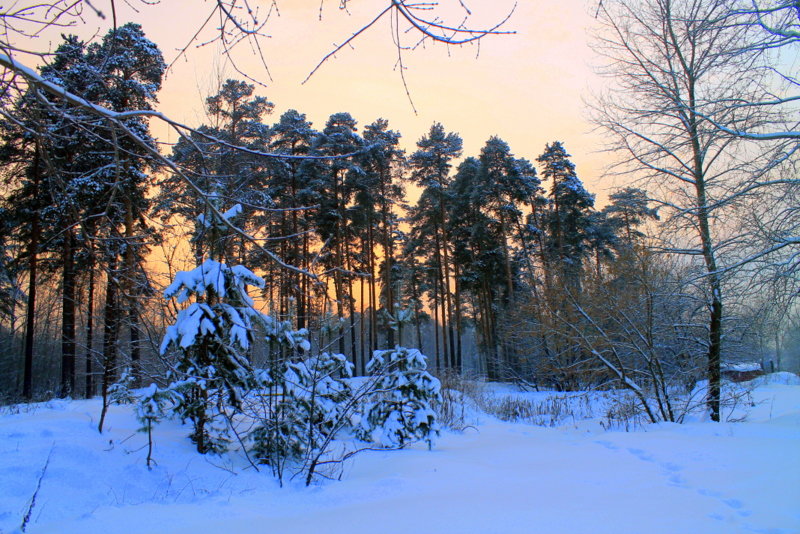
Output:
[
  {"xmin": 135, "ymin": 383, "xmax": 188, "ymax": 468},
  {"xmin": 358, "ymin": 347, "xmax": 442, "ymax": 449},
  {"xmin": 107, "ymin": 368, "xmax": 137, "ymax": 406},
  {"xmin": 108, "ymin": 370, "xmax": 188, "ymax": 467},
  {"xmin": 248, "ymin": 335, "xmax": 353, "ymax": 482},
  {"xmin": 159, "ymin": 256, "xmax": 266, "ymax": 454}
]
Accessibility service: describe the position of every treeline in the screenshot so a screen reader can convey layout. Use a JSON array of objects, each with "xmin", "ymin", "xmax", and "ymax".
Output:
[
  {"xmin": 1, "ymin": 25, "xmax": 165, "ymax": 401},
  {"xmin": 0, "ymin": 24, "xmax": 773, "ymax": 409}
]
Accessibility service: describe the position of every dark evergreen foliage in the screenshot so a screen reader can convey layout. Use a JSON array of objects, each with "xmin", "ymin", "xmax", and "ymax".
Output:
[{"xmin": 537, "ymin": 141, "xmax": 595, "ymax": 289}]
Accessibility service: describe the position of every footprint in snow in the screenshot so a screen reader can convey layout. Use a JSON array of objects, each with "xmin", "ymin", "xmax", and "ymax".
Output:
[
  {"xmin": 620, "ymin": 448, "xmax": 690, "ymax": 489},
  {"xmin": 667, "ymin": 473, "xmax": 687, "ymax": 487},
  {"xmin": 593, "ymin": 440, "xmax": 619, "ymax": 450},
  {"xmin": 721, "ymin": 498, "xmax": 753, "ymax": 518},
  {"xmin": 703, "ymin": 493, "xmax": 753, "ymax": 519},
  {"xmin": 626, "ymin": 447, "xmax": 654, "ymax": 462},
  {"xmin": 723, "ymin": 498, "xmax": 743, "ymax": 509},
  {"xmin": 661, "ymin": 462, "xmax": 681, "ymax": 472}
]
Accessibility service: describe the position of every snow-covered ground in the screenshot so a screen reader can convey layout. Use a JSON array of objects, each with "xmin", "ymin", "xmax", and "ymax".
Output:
[{"xmin": 1, "ymin": 374, "xmax": 798, "ymax": 534}]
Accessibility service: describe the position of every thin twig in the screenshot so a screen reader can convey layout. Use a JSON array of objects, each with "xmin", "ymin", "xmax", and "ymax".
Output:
[{"xmin": 21, "ymin": 443, "xmax": 54, "ymax": 533}]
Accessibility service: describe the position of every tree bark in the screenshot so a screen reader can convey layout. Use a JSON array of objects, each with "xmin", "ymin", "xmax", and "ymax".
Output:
[
  {"xmin": 22, "ymin": 145, "xmax": 42, "ymax": 400},
  {"xmin": 453, "ymin": 261, "xmax": 463, "ymax": 372},
  {"xmin": 683, "ymin": 55, "xmax": 723, "ymax": 422},
  {"xmin": 85, "ymin": 248, "xmax": 96, "ymax": 399},
  {"xmin": 60, "ymin": 228, "xmax": 76, "ymax": 397},
  {"xmin": 99, "ymin": 254, "xmax": 119, "ymax": 432}
]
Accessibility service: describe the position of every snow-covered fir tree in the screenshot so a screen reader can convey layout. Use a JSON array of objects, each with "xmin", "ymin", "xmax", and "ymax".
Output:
[
  {"xmin": 358, "ymin": 347, "xmax": 441, "ymax": 449},
  {"xmin": 159, "ymin": 252, "xmax": 266, "ymax": 453},
  {"xmin": 248, "ymin": 345, "xmax": 352, "ymax": 483}
]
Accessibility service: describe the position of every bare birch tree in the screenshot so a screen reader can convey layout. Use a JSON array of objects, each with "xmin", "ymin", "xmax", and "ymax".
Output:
[{"xmin": 592, "ymin": 0, "xmax": 794, "ymax": 421}]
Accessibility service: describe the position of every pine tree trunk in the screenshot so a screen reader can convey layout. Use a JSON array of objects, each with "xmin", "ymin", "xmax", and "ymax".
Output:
[
  {"xmin": 359, "ymin": 275, "xmax": 365, "ymax": 376},
  {"xmin": 381, "ymin": 208, "xmax": 396, "ymax": 349},
  {"xmin": 368, "ymin": 233, "xmax": 377, "ymax": 352},
  {"xmin": 22, "ymin": 147, "xmax": 41, "ymax": 400},
  {"xmin": 22, "ymin": 229, "xmax": 38, "ymax": 400},
  {"xmin": 61, "ymin": 229, "xmax": 76, "ymax": 397},
  {"xmin": 479, "ymin": 288, "xmax": 491, "ymax": 379},
  {"xmin": 481, "ymin": 281, "xmax": 498, "ymax": 379},
  {"xmin": 432, "ymin": 272, "xmax": 441, "ymax": 371},
  {"xmin": 453, "ymin": 261, "xmax": 463, "ymax": 372},
  {"xmin": 129, "ymin": 307, "xmax": 141, "ymax": 384},
  {"xmin": 85, "ymin": 251, "xmax": 95, "ymax": 399},
  {"xmin": 122, "ymin": 194, "xmax": 143, "ymax": 385},
  {"xmin": 500, "ymin": 214, "xmax": 514, "ymax": 300},
  {"xmin": 6, "ymin": 294, "xmax": 17, "ymax": 387},
  {"xmin": 347, "ymin": 250, "xmax": 358, "ymax": 371},
  {"xmin": 99, "ymin": 254, "xmax": 119, "ymax": 433},
  {"xmin": 411, "ymin": 275, "xmax": 422, "ymax": 352},
  {"xmin": 334, "ymin": 173, "xmax": 346, "ymax": 357},
  {"xmin": 291, "ymin": 174, "xmax": 301, "ymax": 331},
  {"xmin": 279, "ymin": 214, "xmax": 287, "ymax": 324},
  {"xmin": 433, "ymin": 228, "xmax": 450, "ymax": 369},
  {"xmin": 334, "ymin": 270, "xmax": 346, "ymax": 357},
  {"xmin": 299, "ymin": 233, "xmax": 309, "ymax": 331},
  {"xmin": 435, "ymin": 210, "xmax": 455, "ymax": 368},
  {"xmin": 476, "ymin": 292, "xmax": 491, "ymax": 378}
]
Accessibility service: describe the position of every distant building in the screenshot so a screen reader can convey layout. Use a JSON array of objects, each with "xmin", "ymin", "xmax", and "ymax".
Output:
[{"xmin": 721, "ymin": 362, "xmax": 763, "ymax": 383}]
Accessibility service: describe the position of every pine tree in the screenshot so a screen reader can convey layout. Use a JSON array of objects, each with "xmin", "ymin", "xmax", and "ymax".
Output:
[
  {"xmin": 447, "ymin": 156, "xmax": 500, "ymax": 373},
  {"xmin": 599, "ymin": 187, "xmax": 659, "ymax": 285},
  {"xmin": 395, "ymin": 239, "xmax": 430, "ymax": 353},
  {"xmin": 39, "ymin": 35, "xmax": 108, "ymax": 398},
  {"xmin": 0, "ymin": 210, "xmax": 19, "ymax": 319},
  {"xmin": 82, "ymin": 24, "xmax": 166, "ymax": 418},
  {"xmin": 475, "ymin": 136, "xmax": 535, "ymax": 301},
  {"xmin": 358, "ymin": 119, "xmax": 405, "ymax": 354},
  {"xmin": 0, "ymin": 26, "xmax": 165, "ymax": 399},
  {"xmin": 537, "ymin": 141, "xmax": 595, "ymax": 290},
  {"xmin": 162, "ymin": 79, "xmax": 273, "ymax": 263},
  {"xmin": 529, "ymin": 142, "xmax": 597, "ymax": 389},
  {"xmin": 603, "ymin": 187, "xmax": 659, "ymax": 248},
  {"xmin": 584, "ymin": 188, "xmax": 658, "ymax": 280},
  {"xmin": 0, "ymin": 108, "xmax": 47, "ymax": 399},
  {"xmin": 408, "ymin": 123, "xmax": 462, "ymax": 370},
  {"xmin": 267, "ymin": 110, "xmax": 320, "ymax": 333},
  {"xmin": 512, "ymin": 156, "xmax": 548, "ymax": 288},
  {"xmin": 312, "ymin": 113, "xmax": 364, "ymax": 362}
]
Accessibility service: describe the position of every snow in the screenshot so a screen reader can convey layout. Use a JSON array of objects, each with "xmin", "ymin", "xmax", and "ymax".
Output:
[
  {"xmin": 1, "ymin": 374, "xmax": 798, "ymax": 534},
  {"xmin": 722, "ymin": 362, "xmax": 763, "ymax": 373},
  {"xmin": 163, "ymin": 259, "xmax": 264, "ymax": 305},
  {"xmin": 197, "ymin": 204, "xmax": 243, "ymax": 229}
]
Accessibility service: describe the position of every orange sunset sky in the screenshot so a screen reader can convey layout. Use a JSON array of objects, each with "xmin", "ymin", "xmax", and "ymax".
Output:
[{"xmin": 38, "ymin": 1, "xmax": 613, "ymax": 201}]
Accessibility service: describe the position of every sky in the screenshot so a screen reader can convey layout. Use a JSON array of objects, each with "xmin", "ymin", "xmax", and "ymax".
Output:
[{"xmin": 58, "ymin": 0, "xmax": 613, "ymax": 201}]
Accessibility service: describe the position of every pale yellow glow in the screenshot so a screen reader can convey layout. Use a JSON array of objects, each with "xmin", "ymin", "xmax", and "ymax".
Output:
[{"xmin": 85, "ymin": 1, "xmax": 612, "ymax": 199}]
